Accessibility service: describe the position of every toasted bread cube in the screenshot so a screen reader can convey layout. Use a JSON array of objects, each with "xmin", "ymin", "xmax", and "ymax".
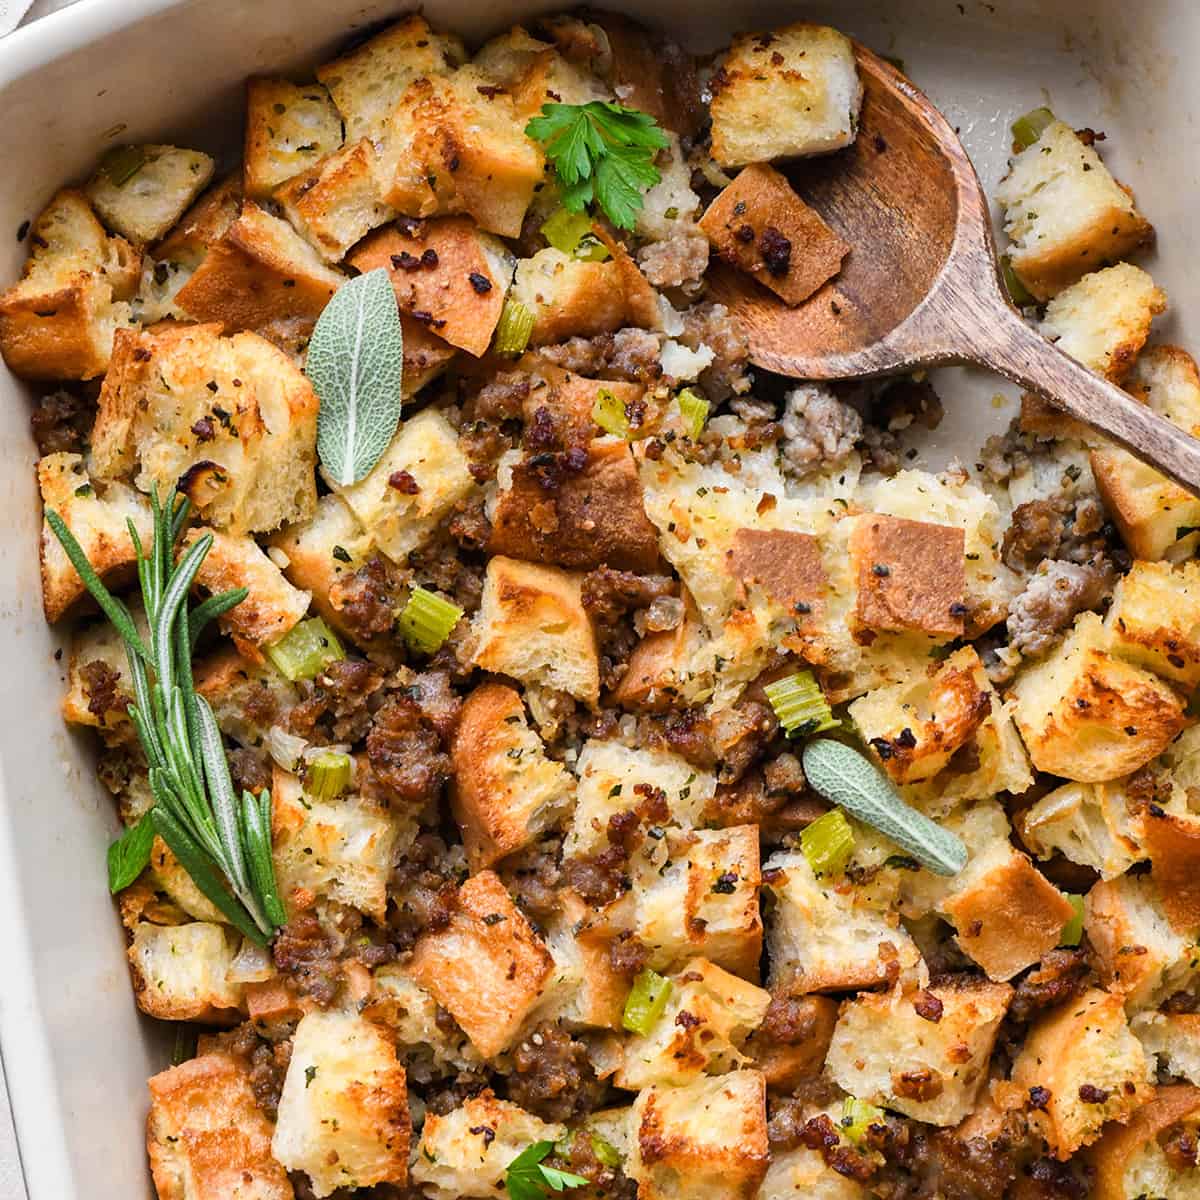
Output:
[
  {"xmin": 275, "ymin": 138, "xmax": 394, "ymax": 263},
  {"xmin": 173, "ymin": 200, "xmax": 344, "ymax": 337},
  {"xmin": 61, "ymin": 615, "xmax": 146, "ymax": 738},
  {"xmin": 1011, "ymin": 611, "xmax": 1188, "ymax": 782},
  {"xmin": 1085, "ymin": 873, "xmax": 1200, "ymax": 1010},
  {"xmin": 490, "ymin": 439, "xmax": 661, "ymax": 572},
  {"xmin": 471, "ymin": 556, "xmax": 600, "ymax": 705},
  {"xmin": 1087, "ymin": 1084, "xmax": 1200, "ymax": 1200},
  {"xmin": 273, "ymin": 1009, "xmax": 410, "ymax": 1196},
  {"xmin": 37, "ymin": 452, "xmax": 153, "ymax": 622},
  {"xmin": 92, "ymin": 323, "xmax": 319, "ymax": 534},
  {"xmin": 1016, "ymin": 780, "xmax": 1139, "ymax": 880},
  {"xmin": 184, "ymin": 529, "xmax": 310, "ymax": 654},
  {"xmin": 413, "ymin": 1091, "xmax": 563, "ymax": 1200},
  {"xmin": 1131, "ymin": 1012, "xmax": 1200, "ymax": 1086},
  {"xmin": 1141, "ymin": 807, "xmax": 1200, "ymax": 934},
  {"xmin": 743, "ymin": 995, "xmax": 838, "ymax": 1094},
  {"xmin": 316, "ymin": 14, "xmax": 466, "ymax": 141},
  {"xmin": 244, "ymin": 78, "xmax": 344, "ymax": 198},
  {"xmin": 127, "ymin": 920, "xmax": 243, "ymax": 1023},
  {"xmin": 629, "ymin": 1071, "xmax": 768, "ymax": 1200},
  {"xmin": 1039, "ymin": 263, "xmax": 1166, "ymax": 383},
  {"xmin": 997, "ymin": 121, "xmax": 1154, "ymax": 301},
  {"xmin": 330, "ymin": 407, "xmax": 474, "ymax": 564},
  {"xmin": 450, "ymin": 682, "xmax": 574, "ymax": 870},
  {"xmin": 611, "ymin": 607, "xmax": 704, "ymax": 713},
  {"xmin": 156, "ymin": 174, "xmax": 243, "ymax": 262},
  {"xmin": 520, "ymin": 366, "xmax": 645, "ymax": 448},
  {"xmin": 510, "ymin": 241, "xmax": 661, "ymax": 346},
  {"xmin": 850, "ymin": 513, "xmax": 966, "ymax": 639},
  {"xmin": 272, "ymin": 767, "xmax": 411, "ymax": 923},
  {"xmin": 148, "ymin": 836, "xmax": 228, "ymax": 925},
  {"xmin": 942, "ymin": 839, "xmax": 1074, "ymax": 982},
  {"xmin": 616, "ymin": 958, "xmax": 770, "ymax": 1090},
  {"xmin": 760, "ymin": 1146, "xmax": 871, "ymax": 1199},
  {"xmin": 409, "ymin": 870, "xmax": 553, "ymax": 1059},
  {"xmin": 635, "ymin": 826, "xmax": 762, "ymax": 980},
  {"xmin": 827, "ymin": 981, "xmax": 1012, "ymax": 1126},
  {"xmin": 86, "ymin": 144, "xmax": 213, "ymax": 245},
  {"xmin": 1105, "ymin": 559, "xmax": 1200, "ymax": 688},
  {"xmin": 699, "ymin": 163, "xmax": 848, "ymax": 305},
  {"xmin": 474, "ymin": 26, "xmax": 610, "ymax": 120},
  {"xmin": 347, "ymin": 217, "xmax": 512, "ymax": 356},
  {"xmin": 367, "ymin": 963, "xmax": 483, "ymax": 1070},
  {"xmin": 0, "ymin": 189, "xmax": 137, "ymax": 380},
  {"xmin": 850, "ymin": 647, "xmax": 997, "ymax": 785},
  {"xmin": 400, "ymin": 312, "xmax": 460, "ymax": 398},
  {"xmin": 1012, "ymin": 988, "xmax": 1152, "ymax": 1159},
  {"xmin": 536, "ymin": 891, "xmax": 628, "ymax": 1032},
  {"xmin": 763, "ymin": 849, "xmax": 919, "ymax": 995},
  {"xmin": 148, "ymin": 1052, "xmax": 293, "ymax": 1200},
  {"xmin": 710, "ymin": 24, "xmax": 861, "ymax": 168},
  {"xmin": 193, "ymin": 647, "xmax": 299, "ymax": 747},
  {"xmin": 565, "ymin": 739, "xmax": 716, "ymax": 858}
]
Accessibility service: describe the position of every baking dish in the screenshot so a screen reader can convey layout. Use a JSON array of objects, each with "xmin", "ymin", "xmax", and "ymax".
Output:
[{"xmin": 0, "ymin": 0, "xmax": 1195, "ymax": 1195}]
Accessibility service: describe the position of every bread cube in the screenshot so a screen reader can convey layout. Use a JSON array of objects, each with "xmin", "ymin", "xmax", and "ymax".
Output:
[
  {"xmin": 400, "ymin": 312, "xmax": 460, "ymax": 398},
  {"xmin": 347, "ymin": 216, "xmax": 512, "ymax": 356},
  {"xmin": 536, "ymin": 891, "xmax": 628, "ymax": 1031},
  {"xmin": 316, "ymin": 14, "xmax": 466, "ymax": 141},
  {"xmin": 1131, "ymin": 1012, "xmax": 1200, "ymax": 1086},
  {"xmin": 850, "ymin": 512, "xmax": 966, "ymax": 639},
  {"xmin": 826, "ymin": 980, "xmax": 1012, "ymax": 1126},
  {"xmin": 272, "ymin": 767, "xmax": 411, "ymax": 923},
  {"xmin": 155, "ymin": 173, "xmax": 243, "ymax": 264},
  {"xmin": 1105, "ymin": 559, "xmax": 1200, "ymax": 688},
  {"xmin": 244, "ymin": 78, "xmax": 344, "ymax": 197},
  {"xmin": 759, "ymin": 1146, "xmax": 871, "ymax": 1200},
  {"xmin": 628, "ymin": 1071, "xmax": 768, "ymax": 1200},
  {"xmin": 409, "ymin": 870, "xmax": 553, "ymax": 1059},
  {"xmin": 37, "ymin": 452, "xmax": 153, "ymax": 622},
  {"xmin": 510, "ymin": 242, "xmax": 661, "ymax": 346},
  {"xmin": 381, "ymin": 67, "xmax": 543, "ymax": 238},
  {"xmin": 367, "ymin": 963, "xmax": 482, "ymax": 1070},
  {"xmin": 1039, "ymin": 263, "xmax": 1166, "ymax": 383},
  {"xmin": 699, "ymin": 163, "xmax": 849, "ymax": 305},
  {"xmin": 330, "ymin": 407, "xmax": 475, "ymax": 564},
  {"xmin": 615, "ymin": 958, "xmax": 770, "ymax": 1090},
  {"xmin": 173, "ymin": 199, "xmax": 344, "ymax": 338},
  {"xmin": 192, "ymin": 648, "xmax": 298, "ymax": 748},
  {"xmin": 61, "ymin": 619, "xmax": 131, "ymax": 736},
  {"xmin": 1088, "ymin": 1084, "xmax": 1200, "ymax": 1200},
  {"xmin": 275, "ymin": 138, "xmax": 395, "ymax": 263},
  {"xmin": 184, "ymin": 528, "xmax": 310, "ymax": 653},
  {"xmin": 0, "ymin": 188, "xmax": 137, "ymax": 380},
  {"xmin": 566, "ymin": 739, "xmax": 715, "ymax": 859},
  {"xmin": 489, "ymin": 440, "xmax": 661, "ymax": 573},
  {"xmin": 127, "ymin": 920, "xmax": 243, "ymax": 1023},
  {"xmin": 85, "ymin": 144, "xmax": 214, "ymax": 245},
  {"xmin": 1141, "ymin": 807, "xmax": 1200, "ymax": 934},
  {"xmin": 763, "ymin": 849, "xmax": 919, "ymax": 994},
  {"xmin": 610, "ymin": 605, "xmax": 704, "ymax": 712},
  {"xmin": 92, "ymin": 322, "xmax": 319, "ymax": 534},
  {"xmin": 1011, "ymin": 988, "xmax": 1152, "ymax": 1159},
  {"xmin": 273, "ymin": 1009, "xmax": 410, "ymax": 1196},
  {"xmin": 743, "ymin": 994, "xmax": 838, "ymax": 1094},
  {"xmin": 1011, "ymin": 611, "xmax": 1188, "ymax": 782},
  {"xmin": 473, "ymin": 26, "xmax": 610, "ymax": 120},
  {"xmin": 413, "ymin": 1091, "xmax": 563, "ymax": 1200},
  {"xmin": 710, "ymin": 24, "xmax": 862, "ymax": 168},
  {"xmin": 450, "ymin": 682, "xmax": 574, "ymax": 870},
  {"xmin": 147, "ymin": 1052, "xmax": 293, "ymax": 1200},
  {"xmin": 1016, "ymin": 779, "xmax": 1139, "ymax": 880},
  {"xmin": 471, "ymin": 556, "xmax": 600, "ymax": 706},
  {"xmin": 997, "ymin": 120, "xmax": 1154, "ymax": 301},
  {"xmin": 1084, "ymin": 874, "xmax": 1200, "ymax": 1011},
  {"xmin": 634, "ymin": 825, "xmax": 762, "ymax": 980}
]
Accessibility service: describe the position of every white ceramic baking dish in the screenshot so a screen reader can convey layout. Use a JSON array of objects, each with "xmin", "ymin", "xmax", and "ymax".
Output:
[{"xmin": 0, "ymin": 0, "xmax": 1196, "ymax": 1195}]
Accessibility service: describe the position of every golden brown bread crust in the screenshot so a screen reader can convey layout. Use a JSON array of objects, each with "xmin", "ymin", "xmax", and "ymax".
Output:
[
  {"xmin": 700, "ymin": 163, "xmax": 849, "ymax": 306},
  {"xmin": 726, "ymin": 528, "xmax": 825, "ymax": 625},
  {"xmin": 400, "ymin": 313, "xmax": 459, "ymax": 398},
  {"xmin": 851, "ymin": 513, "xmax": 966, "ymax": 638},
  {"xmin": 0, "ymin": 277, "xmax": 121, "ymax": 381},
  {"xmin": 1142, "ymin": 812, "xmax": 1200, "ymax": 933},
  {"xmin": 489, "ymin": 440, "xmax": 661, "ymax": 572},
  {"xmin": 348, "ymin": 217, "xmax": 507, "ymax": 357},
  {"xmin": 154, "ymin": 174, "xmax": 242, "ymax": 261},
  {"xmin": 1086, "ymin": 1084, "xmax": 1200, "ymax": 1200}
]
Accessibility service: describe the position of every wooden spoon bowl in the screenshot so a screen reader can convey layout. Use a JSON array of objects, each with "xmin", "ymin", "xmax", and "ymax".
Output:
[{"xmin": 708, "ymin": 43, "xmax": 1200, "ymax": 496}]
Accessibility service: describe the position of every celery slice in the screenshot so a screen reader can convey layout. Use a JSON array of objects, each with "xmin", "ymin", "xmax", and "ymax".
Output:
[
  {"xmin": 1011, "ymin": 105, "xmax": 1056, "ymax": 151},
  {"xmin": 541, "ymin": 208, "xmax": 611, "ymax": 261},
  {"xmin": 592, "ymin": 387, "xmax": 631, "ymax": 439},
  {"xmin": 621, "ymin": 969, "xmax": 671, "ymax": 1035},
  {"xmin": 100, "ymin": 144, "xmax": 149, "ymax": 186},
  {"xmin": 764, "ymin": 671, "xmax": 839, "ymax": 737},
  {"xmin": 306, "ymin": 751, "xmax": 351, "ymax": 801},
  {"xmin": 1060, "ymin": 894, "xmax": 1085, "ymax": 946},
  {"xmin": 841, "ymin": 1096, "xmax": 886, "ymax": 1144},
  {"xmin": 1001, "ymin": 255, "xmax": 1035, "ymax": 307},
  {"xmin": 265, "ymin": 617, "xmax": 345, "ymax": 681},
  {"xmin": 801, "ymin": 809, "xmax": 856, "ymax": 879},
  {"xmin": 677, "ymin": 387, "xmax": 709, "ymax": 440},
  {"xmin": 493, "ymin": 299, "xmax": 535, "ymax": 356},
  {"xmin": 397, "ymin": 586, "xmax": 463, "ymax": 654}
]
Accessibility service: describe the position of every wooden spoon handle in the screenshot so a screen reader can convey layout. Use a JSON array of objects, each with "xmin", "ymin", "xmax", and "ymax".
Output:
[{"xmin": 978, "ymin": 309, "xmax": 1200, "ymax": 497}]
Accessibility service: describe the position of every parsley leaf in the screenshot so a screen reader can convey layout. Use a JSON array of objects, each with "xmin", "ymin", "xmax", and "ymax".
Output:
[
  {"xmin": 526, "ymin": 101, "xmax": 669, "ymax": 229},
  {"xmin": 505, "ymin": 1141, "xmax": 589, "ymax": 1200}
]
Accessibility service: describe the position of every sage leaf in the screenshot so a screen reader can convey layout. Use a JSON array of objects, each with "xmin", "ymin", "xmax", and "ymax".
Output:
[
  {"xmin": 107, "ymin": 811, "xmax": 156, "ymax": 893},
  {"xmin": 801, "ymin": 738, "xmax": 968, "ymax": 876},
  {"xmin": 308, "ymin": 268, "xmax": 403, "ymax": 486}
]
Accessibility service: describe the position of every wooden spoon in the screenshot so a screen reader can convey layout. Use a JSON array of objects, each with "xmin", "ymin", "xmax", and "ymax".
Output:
[{"xmin": 707, "ymin": 43, "xmax": 1200, "ymax": 497}]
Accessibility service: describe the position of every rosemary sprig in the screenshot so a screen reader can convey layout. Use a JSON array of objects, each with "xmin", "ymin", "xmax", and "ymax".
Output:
[{"xmin": 47, "ymin": 488, "xmax": 286, "ymax": 945}]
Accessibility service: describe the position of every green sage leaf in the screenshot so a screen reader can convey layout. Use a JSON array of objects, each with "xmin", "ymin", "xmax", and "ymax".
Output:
[
  {"xmin": 801, "ymin": 739, "xmax": 968, "ymax": 876},
  {"xmin": 307, "ymin": 268, "xmax": 403, "ymax": 486},
  {"xmin": 107, "ymin": 812, "xmax": 156, "ymax": 893}
]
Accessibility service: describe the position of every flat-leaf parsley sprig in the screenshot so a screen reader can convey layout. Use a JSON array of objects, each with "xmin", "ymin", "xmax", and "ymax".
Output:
[
  {"xmin": 505, "ymin": 1140, "xmax": 588, "ymax": 1200},
  {"xmin": 47, "ymin": 487, "xmax": 287, "ymax": 945},
  {"xmin": 525, "ymin": 101, "xmax": 670, "ymax": 230}
]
